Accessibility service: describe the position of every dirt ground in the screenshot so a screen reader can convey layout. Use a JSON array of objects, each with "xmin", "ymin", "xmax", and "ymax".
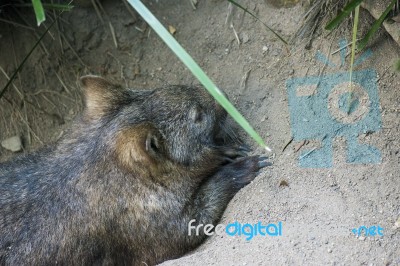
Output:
[{"xmin": 0, "ymin": 0, "xmax": 399, "ymax": 265}]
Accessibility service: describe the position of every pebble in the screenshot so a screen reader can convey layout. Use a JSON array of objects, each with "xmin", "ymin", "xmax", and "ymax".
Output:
[
  {"xmin": 241, "ymin": 32, "xmax": 250, "ymax": 43},
  {"xmin": 1, "ymin": 136, "xmax": 23, "ymax": 152}
]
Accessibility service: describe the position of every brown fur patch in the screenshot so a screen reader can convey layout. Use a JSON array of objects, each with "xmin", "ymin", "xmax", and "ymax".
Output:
[
  {"xmin": 115, "ymin": 123, "xmax": 162, "ymax": 170},
  {"xmin": 80, "ymin": 75, "xmax": 122, "ymax": 120}
]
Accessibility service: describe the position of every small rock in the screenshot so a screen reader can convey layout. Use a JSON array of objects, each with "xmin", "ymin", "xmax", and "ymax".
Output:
[
  {"xmin": 279, "ymin": 180, "xmax": 289, "ymax": 187},
  {"xmin": 262, "ymin": 45, "xmax": 269, "ymax": 53},
  {"xmin": 168, "ymin": 25, "xmax": 176, "ymax": 35},
  {"xmin": 1, "ymin": 136, "xmax": 23, "ymax": 152},
  {"xmin": 241, "ymin": 32, "xmax": 250, "ymax": 43}
]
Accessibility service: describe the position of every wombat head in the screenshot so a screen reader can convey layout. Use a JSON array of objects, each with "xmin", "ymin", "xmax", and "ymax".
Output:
[{"xmin": 79, "ymin": 76, "xmax": 235, "ymax": 168}]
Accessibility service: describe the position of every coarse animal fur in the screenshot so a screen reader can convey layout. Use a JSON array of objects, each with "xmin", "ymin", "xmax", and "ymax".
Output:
[{"xmin": 0, "ymin": 76, "xmax": 267, "ymax": 265}]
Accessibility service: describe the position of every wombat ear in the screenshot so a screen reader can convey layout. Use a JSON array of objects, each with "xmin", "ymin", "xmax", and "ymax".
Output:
[
  {"xmin": 80, "ymin": 75, "xmax": 128, "ymax": 120},
  {"xmin": 145, "ymin": 132, "xmax": 164, "ymax": 159},
  {"xmin": 116, "ymin": 123, "xmax": 165, "ymax": 169}
]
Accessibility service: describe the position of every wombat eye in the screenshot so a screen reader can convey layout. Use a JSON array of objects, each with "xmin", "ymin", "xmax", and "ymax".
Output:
[
  {"xmin": 146, "ymin": 134, "xmax": 161, "ymax": 155},
  {"xmin": 189, "ymin": 106, "xmax": 204, "ymax": 123},
  {"xmin": 150, "ymin": 137, "xmax": 159, "ymax": 151}
]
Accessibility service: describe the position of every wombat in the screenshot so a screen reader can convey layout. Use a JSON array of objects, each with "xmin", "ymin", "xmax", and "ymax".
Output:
[{"xmin": 0, "ymin": 76, "xmax": 268, "ymax": 265}]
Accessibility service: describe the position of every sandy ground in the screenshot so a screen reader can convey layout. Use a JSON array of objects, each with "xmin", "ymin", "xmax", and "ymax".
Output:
[{"xmin": 0, "ymin": 0, "xmax": 399, "ymax": 265}]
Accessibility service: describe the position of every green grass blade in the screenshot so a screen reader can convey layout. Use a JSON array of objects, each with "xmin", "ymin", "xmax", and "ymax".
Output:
[
  {"xmin": 0, "ymin": 18, "xmax": 57, "ymax": 100},
  {"xmin": 347, "ymin": 4, "xmax": 360, "ymax": 113},
  {"xmin": 325, "ymin": 0, "xmax": 364, "ymax": 31},
  {"xmin": 357, "ymin": 0, "xmax": 397, "ymax": 51},
  {"xmin": 227, "ymin": 0, "xmax": 287, "ymax": 45},
  {"xmin": 32, "ymin": 0, "xmax": 46, "ymax": 26},
  {"xmin": 126, "ymin": 0, "xmax": 271, "ymax": 151}
]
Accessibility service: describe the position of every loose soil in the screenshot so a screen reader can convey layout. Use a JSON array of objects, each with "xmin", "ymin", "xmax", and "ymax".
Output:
[{"xmin": 0, "ymin": 0, "xmax": 399, "ymax": 265}]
